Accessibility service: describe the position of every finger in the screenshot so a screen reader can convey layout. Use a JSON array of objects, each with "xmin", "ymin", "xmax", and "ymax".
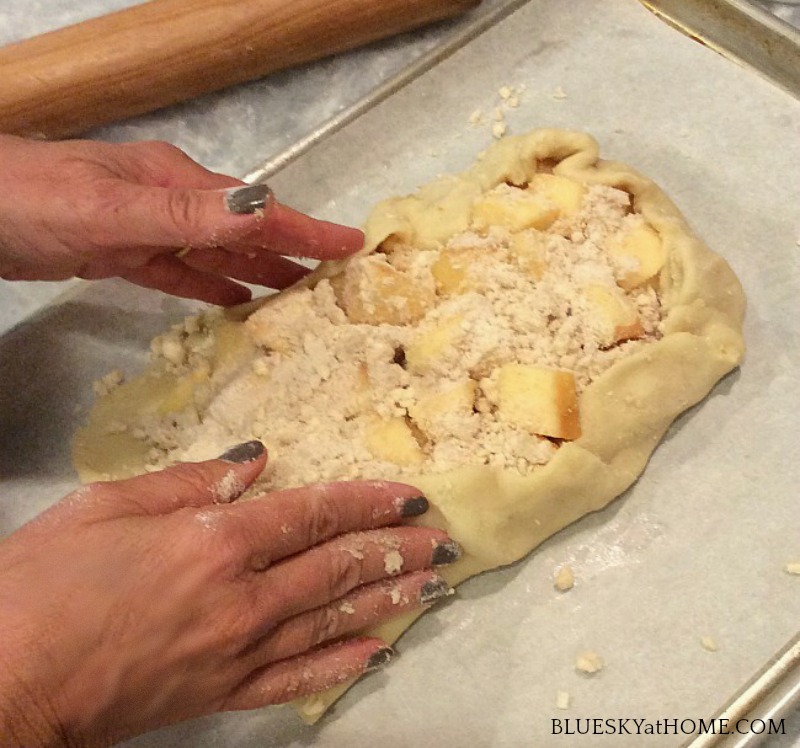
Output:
[
  {"xmin": 120, "ymin": 253, "xmax": 252, "ymax": 306},
  {"xmin": 94, "ymin": 441, "xmax": 267, "ymax": 517},
  {"xmin": 180, "ymin": 246, "xmax": 311, "ymax": 290},
  {"xmin": 223, "ymin": 480, "xmax": 431, "ymax": 567},
  {"xmin": 252, "ymin": 526, "xmax": 459, "ymax": 623},
  {"xmin": 97, "ymin": 181, "xmax": 363, "ymax": 262},
  {"xmin": 223, "ymin": 638, "xmax": 393, "ymax": 711},
  {"xmin": 228, "ymin": 201, "xmax": 364, "ymax": 261},
  {"xmin": 245, "ymin": 570, "xmax": 452, "ymax": 668}
]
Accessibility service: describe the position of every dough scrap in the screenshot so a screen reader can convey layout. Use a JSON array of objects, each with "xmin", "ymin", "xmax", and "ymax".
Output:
[{"xmin": 73, "ymin": 129, "xmax": 745, "ymax": 721}]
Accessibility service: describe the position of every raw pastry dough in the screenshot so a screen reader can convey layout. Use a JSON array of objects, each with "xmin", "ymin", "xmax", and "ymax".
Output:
[{"xmin": 73, "ymin": 129, "xmax": 745, "ymax": 720}]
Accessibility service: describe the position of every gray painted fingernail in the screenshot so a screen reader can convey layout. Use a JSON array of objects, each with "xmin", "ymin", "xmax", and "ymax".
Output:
[
  {"xmin": 400, "ymin": 496, "xmax": 429, "ymax": 517},
  {"xmin": 218, "ymin": 440, "xmax": 265, "ymax": 463},
  {"xmin": 224, "ymin": 184, "xmax": 274, "ymax": 215},
  {"xmin": 431, "ymin": 539, "xmax": 461, "ymax": 566},
  {"xmin": 420, "ymin": 577, "xmax": 454, "ymax": 605},
  {"xmin": 365, "ymin": 646, "xmax": 394, "ymax": 672}
]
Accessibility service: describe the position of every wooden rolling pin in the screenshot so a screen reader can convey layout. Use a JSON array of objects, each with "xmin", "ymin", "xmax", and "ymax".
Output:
[{"xmin": 0, "ymin": 0, "xmax": 480, "ymax": 139}]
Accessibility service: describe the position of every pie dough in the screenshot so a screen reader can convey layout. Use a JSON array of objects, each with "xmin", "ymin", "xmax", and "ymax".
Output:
[{"xmin": 73, "ymin": 129, "xmax": 745, "ymax": 720}]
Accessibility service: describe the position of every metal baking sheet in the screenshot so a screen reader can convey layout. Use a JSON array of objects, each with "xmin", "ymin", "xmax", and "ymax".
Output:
[
  {"xmin": 1, "ymin": 1, "xmax": 799, "ymax": 746},
  {"xmin": 643, "ymin": 0, "xmax": 800, "ymax": 98},
  {"xmin": 244, "ymin": 0, "xmax": 800, "ymax": 186}
]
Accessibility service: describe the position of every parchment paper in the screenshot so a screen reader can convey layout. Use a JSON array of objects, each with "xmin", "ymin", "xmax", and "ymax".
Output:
[{"xmin": 1, "ymin": 1, "xmax": 798, "ymax": 746}]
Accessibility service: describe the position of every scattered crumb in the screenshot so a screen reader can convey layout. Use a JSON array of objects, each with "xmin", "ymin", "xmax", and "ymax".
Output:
[
  {"xmin": 575, "ymin": 650, "xmax": 604, "ymax": 674},
  {"xmin": 384, "ymin": 550, "xmax": 404, "ymax": 575},
  {"xmin": 340, "ymin": 542, "xmax": 365, "ymax": 561},
  {"xmin": 92, "ymin": 369, "xmax": 124, "ymax": 397},
  {"xmin": 469, "ymin": 85, "xmax": 524, "ymax": 137},
  {"xmin": 280, "ymin": 524, "xmax": 291, "ymax": 534},
  {"xmin": 194, "ymin": 510, "xmax": 219, "ymax": 530},
  {"xmin": 338, "ymin": 601, "xmax": 356, "ymax": 614},
  {"xmin": 212, "ymin": 469, "xmax": 244, "ymax": 503},
  {"xmin": 784, "ymin": 562, "xmax": 800, "ymax": 575},
  {"xmin": 701, "ymin": 636, "xmax": 718, "ymax": 652},
  {"xmin": 160, "ymin": 337, "xmax": 186, "ymax": 366},
  {"xmin": 556, "ymin": 690, "xmax": 571, "ymax": 710},
  {"xmin": 389, "ymin": 585, "xmax": 403, "ymax": 604},
  {"xmin": 553, "ymin": 86, "xmax": 568, "ymax": 100},
  {"xmin": 554, "ymin": 565, "xmax": 575, "ymax": 592}
]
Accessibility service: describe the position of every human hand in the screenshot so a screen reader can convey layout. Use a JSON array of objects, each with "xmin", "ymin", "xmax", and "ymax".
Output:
[
  {"xmin": 0, "ymin": 134, "xmax": 364, "ymax": 305},
  {"xmin": 0, "ymin": 442, "xmax": 457, "ymax": 747}
]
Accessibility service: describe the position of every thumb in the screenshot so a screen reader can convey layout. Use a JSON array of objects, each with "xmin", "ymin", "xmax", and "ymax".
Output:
[{"xmin": 99, "ymin": 441, "xmax": 268, "ymax": 517}]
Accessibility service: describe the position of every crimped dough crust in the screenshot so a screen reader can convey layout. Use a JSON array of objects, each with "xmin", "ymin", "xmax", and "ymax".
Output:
[{"xmin": 73, "ymin": 130, "xmax": 745, "ymax": 721}]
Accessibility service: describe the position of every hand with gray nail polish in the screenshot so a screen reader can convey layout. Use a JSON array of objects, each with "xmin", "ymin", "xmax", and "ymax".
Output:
[
  {"xmin": 0, "ymin": 134, "xmax": 364, "ymax": 306},
  {"xmin": 0, "ymin": 441, "xmax": 459, "ymax": 747}
]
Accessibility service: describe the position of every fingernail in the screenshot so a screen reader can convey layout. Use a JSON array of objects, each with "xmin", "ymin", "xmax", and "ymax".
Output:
[
  {"xmin": 420, "ymin": 577, "xmax": 454, "ymax": 605},
  {"xmin": 218, "ymin": 440, "xmax": 265, "ymax": 463},
  {"xmin": 365, "ymin": 646, "xmax": 394, "ymax": 672},
  {"xmin": 224, "ymin": 184, "xmax": 274, "ymax": 215},
  {"xmin": 431, "ymin": 539, "xmax": 461, "ymax": 566},
  {"xmin": 400, "ymin": 496, "xmax": 429, "ymax": 517}
]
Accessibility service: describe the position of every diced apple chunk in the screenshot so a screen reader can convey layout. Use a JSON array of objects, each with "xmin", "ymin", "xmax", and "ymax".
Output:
[
  {"xmin": 509, "ymin": 231, "xmax": 548, "ymax": 280},
  {"xmin": 363, "ymin": 416, "xmax": 426, "ymax": 466},
  {"xmin": 409, "ymin": 380, "xmax": 477, "ymax": 438},
  {"xmin": 528, "ymin": 174, "xmax": 586, "ymax": 216},
  {"xmin": 584, "ymin": 284, "xmax": 644, "ymax": 345},
  {"xmin": 431, "ymin": 249, "xmax": 471, "ymax": 294},
  {"xmin": 610, "ymin": 224, "xmax": 666, "ymax": 290},
  {"xmin": 405, "ymin": 315, "xmax": 464, "ymax": 374},
  {"xmin": 431, "ymin": 247, "xmax": 497, "ymax": 294},
  {"xmin": 472, "ymin": 185, "xmax": 558, "ymax": 232},
  {"xmin": 333, "ymin": 257, "xmax": 435, "ymax": 325},
  {"xmin": 495, "ymin": 364, "xmax": 581, "ymax": 440}
]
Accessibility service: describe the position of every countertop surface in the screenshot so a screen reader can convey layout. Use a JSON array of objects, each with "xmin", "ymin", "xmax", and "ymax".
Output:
[{"xmin": 0, "ymin": 0, "xmax": 798, "ymax": 745}]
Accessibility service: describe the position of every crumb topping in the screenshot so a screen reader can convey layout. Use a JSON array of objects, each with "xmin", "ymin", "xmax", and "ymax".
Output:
[
  {"xmin": 554, "ymin": 565, "xmax": 575, "ymax": 592},
  {"xmin": 120, "ymin": 179, "xmax": 666, "ymax": 492}
]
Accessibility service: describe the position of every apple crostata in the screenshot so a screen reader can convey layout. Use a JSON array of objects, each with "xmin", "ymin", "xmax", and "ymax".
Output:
[{"xmin": 74, "ymin": 129, "xmax": 745, "ymax": 719}]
